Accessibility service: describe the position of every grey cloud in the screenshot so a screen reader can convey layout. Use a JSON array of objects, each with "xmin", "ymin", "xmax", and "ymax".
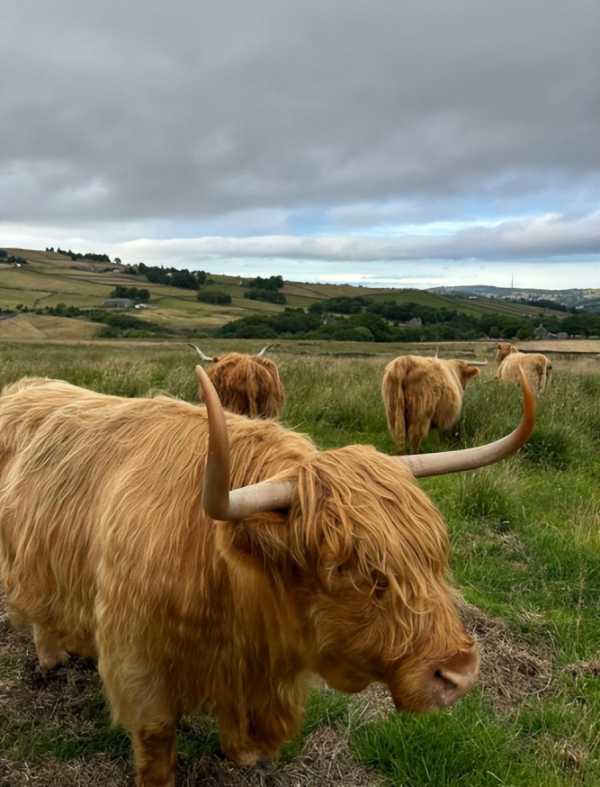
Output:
[
  {"xmin": 114, "ymin": 210, "xmax": 600, "ymax": 264},
  {"xmin": 1, "ymin": 0, "xmax": 598, "ymax": 227}
]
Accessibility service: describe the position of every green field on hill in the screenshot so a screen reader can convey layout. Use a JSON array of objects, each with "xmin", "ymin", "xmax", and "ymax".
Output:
[{"xmin": 0, "ymin": 248, "xmax": 563, "ymax": 340}]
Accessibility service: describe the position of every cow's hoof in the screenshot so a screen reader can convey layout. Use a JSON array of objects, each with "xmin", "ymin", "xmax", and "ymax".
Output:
[
  {"xmin": 224, "ymin": 746, "xmax": 274, "ymax": 767},
  {"xmin": 38, "ymin": 649, "xmax": 69, "ymax": 672}
]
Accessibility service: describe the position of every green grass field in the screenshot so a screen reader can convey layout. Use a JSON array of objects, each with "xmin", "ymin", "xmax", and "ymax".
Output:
[{"xmin": 1, "ymin": 341, "xmax": 599, "ymax": 786}]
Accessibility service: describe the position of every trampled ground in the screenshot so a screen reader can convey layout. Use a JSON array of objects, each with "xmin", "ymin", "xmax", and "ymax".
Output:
[{"xmin": 1, "ymin": 341, "xmax": 600, "ymax": 785}]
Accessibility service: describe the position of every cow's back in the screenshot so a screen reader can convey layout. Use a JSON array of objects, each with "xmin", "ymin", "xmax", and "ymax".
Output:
[
  {"xmin": 497, "ymin": 352, "xmax": 549, "ymax": 393},
  {"xmin": 382, "ymin": 357, "xmax": 463, "ymax": 451}
]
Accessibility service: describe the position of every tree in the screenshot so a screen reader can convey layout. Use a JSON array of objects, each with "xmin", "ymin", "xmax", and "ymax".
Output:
[{"xmin": 197, "ymin": 291, "xmax": 232, "ymax": 305}]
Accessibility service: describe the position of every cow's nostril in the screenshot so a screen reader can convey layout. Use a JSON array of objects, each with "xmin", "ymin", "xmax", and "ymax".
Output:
[{"xmin": 434, "ymin": 669, "xmax": 458, "ymax": 692}]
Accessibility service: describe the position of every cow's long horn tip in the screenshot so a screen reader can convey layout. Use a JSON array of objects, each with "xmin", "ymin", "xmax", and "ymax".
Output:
[
  {"xmin": 518, "ymin": 368, "xmax": 536, "ymax": 438},
  {"xmin": 195, "ymin": 365, "xmax": 210, "ymax": 398}
]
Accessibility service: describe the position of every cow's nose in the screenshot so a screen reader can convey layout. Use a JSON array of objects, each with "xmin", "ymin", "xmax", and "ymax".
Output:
[{"xmin": 429, "ymin": 645, "xmax": 480, "ymax": 708}]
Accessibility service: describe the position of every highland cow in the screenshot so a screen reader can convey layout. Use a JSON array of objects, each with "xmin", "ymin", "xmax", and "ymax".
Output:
[
  {"xmin": 0, "ymin": 369, "xmax": 534, "ymax": 786},
  {"xmin": 496, "ymin": 342, "xmax": 552, "ymax": 394},
  {"xmin": 382, "ymin": 355, "xmax": 485, "ymax": 452},
  {"xmin": 190, "ymin": 344, "xmax": 285, "ymax": 418}
]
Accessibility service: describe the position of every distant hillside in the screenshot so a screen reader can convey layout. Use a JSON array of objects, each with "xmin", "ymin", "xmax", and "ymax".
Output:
[
  {"xmin": 0, "ymin": 247, "xmax": 574, "ymax": 339},
  {"xmin": 430, "ymin": 284, "xmax": 600, "ymax": 312}
]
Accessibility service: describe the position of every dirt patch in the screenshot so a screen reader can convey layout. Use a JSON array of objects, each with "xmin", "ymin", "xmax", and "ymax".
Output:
[
  {"xmin": 461, "ymin": 603, "xmax": 553, "ymax": 710},
  {"xmin": 0, "ymin": 725, "xmax": 380, "ymax": 787},
  {"xmin": 563, "ymin": 660, "xmax": 600, "ymax": 679},
  {"xmin": 0, "ymin": 756, "xmax": 129, "ymax": 787},
  {"xmin": 176, "ymin": 728, "xmax": 380, "ymax": 787}
]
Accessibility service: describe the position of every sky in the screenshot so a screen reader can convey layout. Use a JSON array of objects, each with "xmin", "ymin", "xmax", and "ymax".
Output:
[{"xmin": 1, "ymin": 0, "xmax": 599, "ymax": 289}]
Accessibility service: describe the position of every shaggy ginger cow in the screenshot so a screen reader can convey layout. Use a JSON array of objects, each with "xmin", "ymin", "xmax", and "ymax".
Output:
[
  {"xmin": 0, "ymin": 369, "xmax": 534, "ymax": 786},
  {"xmin": 496, "ymin": 343, "xmax": 552, "ymax": 394},
  {"xmin": 190, "ymin": 344, "xmax": 285, "ymax": 418},
  {"xmin": 382, "ymin": 355, "xmax": 484, "ymax": 452}
]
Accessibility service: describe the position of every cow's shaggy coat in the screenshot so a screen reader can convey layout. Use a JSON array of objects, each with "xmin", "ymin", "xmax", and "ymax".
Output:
[
  {"xmin": 382, "ymin": 355, "xmax": 480, "ymax": 452},
  {"xmin": 0, "ymin": 377, "xmax": 476, "ymax": 786},
  {"xmin": 205, "ymin": 352, "xmax": 285, "ymax": 418},
  {"xmin": 496, "ymin": 343, "xmax": 551, "ymax": 394}
]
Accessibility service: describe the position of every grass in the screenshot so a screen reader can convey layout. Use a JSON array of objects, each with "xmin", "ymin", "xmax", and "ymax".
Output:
[{"xmin": 1, "ymin": 340, "xmax": 600, "ymax": 785}]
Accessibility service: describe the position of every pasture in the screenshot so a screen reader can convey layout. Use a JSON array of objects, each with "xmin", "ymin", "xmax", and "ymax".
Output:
[
  {"xmin": 0, "ymin": 248, "xmax": 569, "ymax": 339},
  {"xmin": 1, "ymin": 340, "xmax": 600, "ymax": 786}
]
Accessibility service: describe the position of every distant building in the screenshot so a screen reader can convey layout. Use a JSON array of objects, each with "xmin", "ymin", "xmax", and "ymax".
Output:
[
  {"xmin": 103, "ymin": 298, "xmax": 132, "ymax": 309},
  {"xmin": 534, "ymin": 324, "xmax": 570, "ymax": 340},
  {"xmin": 534, "ymin": 325, "xmax": 551, "ymax": 339}
]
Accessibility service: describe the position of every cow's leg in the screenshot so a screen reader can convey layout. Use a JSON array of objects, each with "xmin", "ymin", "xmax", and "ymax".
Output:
[
  {"xmin": 217, "ymin": 703, "xmax": 264, "ymax": 766},
  {"xmin": 407, "ymin": 416, "xmax": 432, "ymax": 453},
  {"xmin": 538, "ymin": 364, "xmax": 548, "ymax": 394},
  {"xmin": 217, "ymin": 689, "xmax": 303, "ymax": 766},
  {"xmin": 33, "ymin": 624, "xmax": 69, "ymax": 672},
  {"xmin": 132, "ymin": 722, "xmax": 177, "ymax": 787}
]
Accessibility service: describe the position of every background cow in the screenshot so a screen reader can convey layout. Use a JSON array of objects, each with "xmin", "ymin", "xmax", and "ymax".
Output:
[
  {"xmin": 0, "ymin": 369, "xmax": 533, "ymax": 786},
  {"xmin": 382, "ymin": 355, "xmax": 484, "ymax": 452},
  {"xmin": 190, "ymin": 344, "xmax": 285, "ymax": 418},
  {"xmin": 496, "ymin": 342, "xmax": 552, "ymax": 394}
]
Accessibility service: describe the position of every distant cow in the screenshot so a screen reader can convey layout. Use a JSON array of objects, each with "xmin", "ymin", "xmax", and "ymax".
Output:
[
  {"xmin": 190, "ymin": 345, "xmax": 285, "ymax": 418},
  {"xmin": 496, "ymin": 343, "xmax": 552, "ymax": 394},
  {"xmin": 0, "ymin": 369, "xmax": 534, "ymax": 786},
  {"xmin": 382, "ymin": 355, "xmax": 484, "ymax": 452}
]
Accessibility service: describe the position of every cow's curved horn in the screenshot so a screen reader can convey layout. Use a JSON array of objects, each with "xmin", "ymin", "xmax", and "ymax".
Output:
[
  {"xmin": 399, "ymin": 368, "xmax": 535, "ymax": 478},
  {"xmin": 256, "ymin": 344, "xmax": 273, "ymax": 357},
  {"xmin": 458, "ymin": 360, "xmax": 488, "ymax": 366},
  {"xmin": 188, "ymin": 344, "xmax": 216, "ymax": 363},
  {"xmin": 196, "ymin": 366, "xmax": 295, "ymax": 520}
]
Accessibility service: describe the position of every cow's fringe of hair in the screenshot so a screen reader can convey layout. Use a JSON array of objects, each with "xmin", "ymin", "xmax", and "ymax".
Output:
[
  {"xmin": 0, "ymin": 376, "xmax": 465, "ymax": 741},
  {"xmin": 206, "ymin": 353, "xmax": 285, "ymax": 418},
  {"xmin": 291, "ymin": 445, "xmax": 460, "ymax": 659}
]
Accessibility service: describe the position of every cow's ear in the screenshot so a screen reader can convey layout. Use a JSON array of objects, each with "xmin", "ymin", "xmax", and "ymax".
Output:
[{"xmin": 465, "ymin": 366, "xmax": 480, "ymax": 379}]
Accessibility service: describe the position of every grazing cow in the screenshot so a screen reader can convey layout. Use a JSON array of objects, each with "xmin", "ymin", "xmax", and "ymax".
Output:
[
  {"xmin": 382, "ymin": 355, "xmax": 485, "ymax": 452},
  {"xmin": 0, "ymin": 369, "xmax": 534, "ymax": 786},
  {"xmin": 190, "ymin": 344, "xmax": 285, "ymax": 418},
  {"xmin": 496, "ymin": 342, "xmax": 552, "ymax": 394}
]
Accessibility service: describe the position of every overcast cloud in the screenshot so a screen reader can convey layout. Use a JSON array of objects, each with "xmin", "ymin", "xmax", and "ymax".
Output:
[{"xmin": 1, "ymin": 0, "xmax": 598, "ymax": 287}]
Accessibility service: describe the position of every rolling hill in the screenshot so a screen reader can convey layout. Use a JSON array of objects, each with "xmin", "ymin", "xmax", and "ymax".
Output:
[
  {"xmin": 0, "ymin": 247, "xmax": 568, "ymax": 340},
  {"xmin": 431, "ymin": 284, "xmax": 600, "ymax": 312}
]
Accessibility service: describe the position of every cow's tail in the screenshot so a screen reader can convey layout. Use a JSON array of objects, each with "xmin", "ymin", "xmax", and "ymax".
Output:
[{"xmin": 382, "ymin": 360, "xmax": 407, "ymax": 450}]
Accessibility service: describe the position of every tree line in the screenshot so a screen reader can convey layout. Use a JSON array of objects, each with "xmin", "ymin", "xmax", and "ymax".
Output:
[
  {"xmin": 217, "ymin": 296, "xmax": 600, "ymax": 342},
  {"xmin": 46, "ymin": 247, "xmax": 112, "ymax": 263}
]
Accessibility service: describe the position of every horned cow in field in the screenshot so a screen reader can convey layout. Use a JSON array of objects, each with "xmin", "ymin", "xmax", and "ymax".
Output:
[
  {"xmin": 382, "ymin": 355, "xmax": 485, "ymax": 452},
  {"xmin": 190, "ymin": 344, "xmax": 285, "ymax": 418},
  {"xmin": 0, "ymin": 369, "xmax": 534, "ymax": 786},
  {"xmin": 496, "ymin": 342, "xmax": 552, "ymax": 394}
]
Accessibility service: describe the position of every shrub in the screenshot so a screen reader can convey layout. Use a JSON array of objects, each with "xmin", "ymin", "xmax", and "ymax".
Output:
[
  {"xmin": 244, "ymin": 288, "xmax": 287, "ymax": 304},
  {"xmin": 197, "ymin": 291, "xmax": 232, "ymax": 305}
]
